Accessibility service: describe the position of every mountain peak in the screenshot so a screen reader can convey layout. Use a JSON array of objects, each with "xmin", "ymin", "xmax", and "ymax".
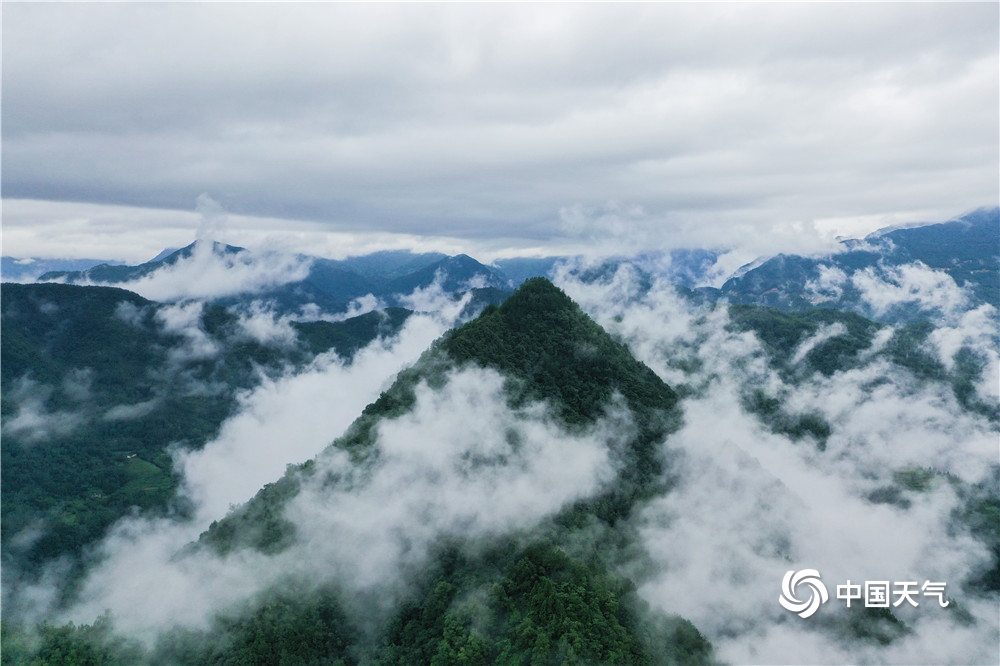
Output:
[
  {"xmin": 200, "ymin": 277, "xmax": 677, "ymax": 556},
  {"xmin": 441, "ymin": 277, "xmax": 676, "ymax": 425}
]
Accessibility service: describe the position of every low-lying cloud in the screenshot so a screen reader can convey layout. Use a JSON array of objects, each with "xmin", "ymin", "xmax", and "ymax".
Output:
[
  {"xmin": 554, "ymin": 264, "xmax": 999, "ymax": 665},
  {"xmin": 118, "ymin": 241, "xmax": 313, "ymax": 303},
  {"xmin": 4, "ymin": 376, "xmax": 85, "ymax": 444},
  {"xmin": 175, "ymin": 306, "xmax": 466, "ymax": 523},
  {"xmin": 852, "ymin": 262, "xmax": 972, "ymax": 320},
  {"xmin": 10, "ymin": 253, "xmax": 997, "ymax": 664},
  {"xmin": 62, "ymin": 364, "xmax": 627, "ymax": 643}
]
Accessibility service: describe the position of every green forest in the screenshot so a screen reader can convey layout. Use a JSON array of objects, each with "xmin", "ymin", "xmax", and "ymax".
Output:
[
  {"xmin": 1, "ymin": 283, "xmax": 411, "ymax": 587},
  {"xmin": 3, "ymin": 275, "xmax": 997, "ymax": 665}
]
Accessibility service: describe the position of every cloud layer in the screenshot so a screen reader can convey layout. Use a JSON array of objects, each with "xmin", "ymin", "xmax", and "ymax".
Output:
[
  {"xmin": 63, "ymin": 365, "xmax": 625, "ymax": 643},
  {"xmin": 554, "ymin": 264, "xmax": 999, "ymax": 665},
  {"xmin": 3, "ymin": 3, "xmax": 997, "ymax": 260}
]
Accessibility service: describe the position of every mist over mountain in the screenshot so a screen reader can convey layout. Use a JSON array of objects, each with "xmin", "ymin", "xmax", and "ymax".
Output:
[
  {"xmin": 2, "ymin": 211, "xmax": 998, "ymax": 664},
  {"xmin": 0, "ymin": 282, "xmax": 422, "ymax": 591},
  {"xmin": 720, "ymin": 208, "xmax": 1000, "ymax": 319},
  {"xmin": 34, "ymin": 242, "xmax": 512, "ymax": 316},
  {"xmin": 0, "ymin": 257, "xmax": 121, "ymax": 283}
]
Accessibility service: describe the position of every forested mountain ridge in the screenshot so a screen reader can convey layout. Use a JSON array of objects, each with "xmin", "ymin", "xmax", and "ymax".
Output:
[
  {"xmin": 36, "ymin": 243, "xmax": 514, "ymax": 314},
  {"xmin": 2, "ymin": 214, "xmax": 997, "ymax": 664},
  {"xmin": 1, "ymin": 282, "xmax": 412, "ymax": 585},
  {"xmin": 2, "ymin": 278, "xmax": 712, "ymax": 664},
  {"xmin": 720, "ymin": 207, "xmax": 1000, "ymax": 315},
  {"xmin": 37, "ymin": 242, "xmax": 246, "ymax": 285},
  {"xmin": 164, "ymin": 279, "xmax": 704, "ymax": 664},
  {"xmin": 199, "ymin": 278, "xmax": 680, "ymax": 555}
]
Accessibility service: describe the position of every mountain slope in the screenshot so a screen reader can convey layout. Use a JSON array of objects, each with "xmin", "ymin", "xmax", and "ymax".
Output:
[
  {"xmin": 721, "ymin": 208, "xmax": 1000, "ymax": 317},
  {"xmin": 202, "ymin": 278, "xmax": 679, "ymax": 555},
  {"xmin": 384, "ymin": 253, "xmax": 510, "ymax": 295},
  {"xmin": 176, "ymin": 278, "xmax": 696, "ymax": 665},
  {"xmin": 0, "ymin": 283, "xmax": 412, "ymax": 577},
  {"xmin": 37, "ymin": 243, "xmax": 514, "ymax": 315},
  {"xmin": 1, "ymin": 257, "xmax": 119, "ymax": 282},
  {"xmin": 37, "ymin": 242, "xmax": 246, "ymax": 284}
]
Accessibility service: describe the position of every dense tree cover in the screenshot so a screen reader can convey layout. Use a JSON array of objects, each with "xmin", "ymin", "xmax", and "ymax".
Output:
[
  {"xmin": 1, "ymin": 283, "xmax": 411, "ymax": 582},
  {"xmin": 293, "ymin": 308, "xmax": 412, "ymax": 358},
  {"xmin": 2, "ymin": 542, "xmax": 713, "ymax": 666},
  {"xmin": 379, "ymin": 541, "xmax": 711, "ymax": 666},
  {"xmin": 955, "ymin": 483, "xmax": 1000, "ymax": 594},
  {"xmin": 441, "ymin": 279, "xmax": 676, "ymax": 425},
  {"xmin": 728, "ymin": 304, "xmax": 999, "ymax": 447},
  {"xmin": 440, "ymin": 278, "xmax": 679, "ymax": 510},
  {"xmin": 727, "ymin": 304, "xmax": 879, "ymax": 378},
  {"xmin": 180, "ymin": 280, "xmax": 708, "ymax": 665},
  {"xmin": 200, "ymin": 279, "xmax": 681, "ymax": 556},
  {"xmin": 149, "ymin": 581, "xmax": 358, "ymax": 665},
  {"xmin": 1, "ymin": 614, "xmax": 145, "ymax": 666},
  {"xmin": 198, "ymin": 475, "xmax": 301, "ymax": 557}
]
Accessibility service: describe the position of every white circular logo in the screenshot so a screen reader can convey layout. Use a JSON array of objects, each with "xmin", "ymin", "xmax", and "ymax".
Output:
[{"xmin": 779, "ymin": 569, "xmax": 829, "ymax": 618}]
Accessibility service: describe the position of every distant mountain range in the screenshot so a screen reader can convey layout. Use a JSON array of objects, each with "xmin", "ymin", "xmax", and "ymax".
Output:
[
  {"xmin": 6, "ymin": 208, "xmax": 996, "ymax": 323},
  {"xmin": 3, "ymin": 235, "xmax": 997, "ymax": 663},
  {"xmin": 718, "ymin": 207, "xmax": 999, "ymax": 316},
  {"xmin": 32, "ymin": 244, "xmax": 510, "ymax": 313},
  {"xmin": 0, "ymin": 257, "xmax": 124, "ymax": 282}
]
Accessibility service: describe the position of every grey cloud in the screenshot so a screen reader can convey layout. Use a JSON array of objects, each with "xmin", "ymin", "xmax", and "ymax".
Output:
[
  {"xmin": 103, "ymin": 399, "xmax": 159, "ymax": 422},
  {"xmin": 61, "ymin": 368, "xmax": 94, "ymax": 403},
  {"xmin": 3, "ymin": 3, "xmax": 996, "ymax": 255}
]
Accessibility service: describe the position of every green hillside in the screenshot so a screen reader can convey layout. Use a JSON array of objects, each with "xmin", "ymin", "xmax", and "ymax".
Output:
[
  {"xmin": 201, "ymin": 278, "xmax": 680, "ymax": 556},
  {"xmin": 1, "ymin": 283, "xmax": 412, "ymax": 580},
  {"xmin": 173, "ymin": 279, "xmax": 702, "ymax": 665}
]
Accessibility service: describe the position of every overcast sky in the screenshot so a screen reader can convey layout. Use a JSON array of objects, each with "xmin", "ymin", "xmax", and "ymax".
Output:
[{"xmin": 2, "ymin": 2, "xmax": 997, "ymax": 263}]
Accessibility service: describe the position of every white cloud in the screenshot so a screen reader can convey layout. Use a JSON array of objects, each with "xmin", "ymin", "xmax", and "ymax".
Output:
[
  {"xmin": 175, "ymin": 306, "xmax": 462, "ymax": 522},
  {"xmin": 233, "ymin": 302, "xmax": 298, "ymax": 346},
  {"xmin": 63, "ymin": 364, "xmax": 625, "ymax": 643},
  {"xmin": 852, "ymin": 262, "xmax": 971, "ymax": 320},
  {"xmin": 396, "ymin": 270, "xmax": 474, "ymax": 317},
  {"xmin": 804, "ymin": 265, "xmax": 848, "ymax": 303},
  {"xmin": 791, "ymin": 322, "xmax": 847, "ymax": 365},
  {"xmin": 15, "ymin": 253, "xmax": 997, "ymax": 664},
  {"xmin": 285, "ymin": 367, "xmax": 621, "ymax": 592},
  {"xmin": 103, "ymin": 399, "xmax": 159, "ymax": 422},
  {"xmin": 154, "ymin": 301, "xmax": 218, "ymax": 362},
  {"xmin": 927, "ymin": 303, "xmax": 998, "ymax": 369},
  {"xmin": 3, "ymin": 376, "xmax": 85, "ymax": 444},
  {"xmin": 555, "ymin": 263, "xmax": 999, "ymax": 665},
  {"xmin": 119, "ymin": 241, "xmax": 313, "ymax": 303}
]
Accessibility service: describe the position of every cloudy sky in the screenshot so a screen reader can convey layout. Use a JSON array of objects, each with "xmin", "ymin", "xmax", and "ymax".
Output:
[{"xmin": 2, "ymin": 2, "xmax": 997, "ymax": 263}]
